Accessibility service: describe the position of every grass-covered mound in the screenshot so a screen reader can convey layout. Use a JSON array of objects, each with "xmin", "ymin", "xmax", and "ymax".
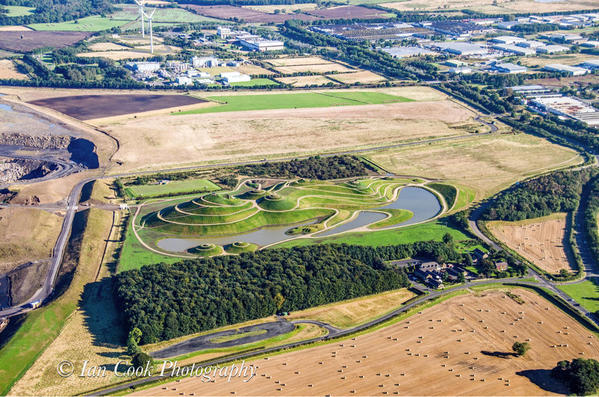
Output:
[
  {"xmin": 369, "ymin": 209, "xmax": 413, "ymax": 229},
  {"xmin": 258, "ymin": 194, "xmax": 296, "ymax": 211},
  {"xmin": 427, "ymin": 183, "xmax": 457, "ymax": 209},
  {"xmin": 224, "ymin": 241, "xmax": 258, "ymax": 254},
  {"xmin": 188, "ymin": 243, "xmax": 222, "ymax": 257},
  {"xmin": 237, "ymin": 189, "xmax": 266, "ymax": 200},
  {"xmin": 201, "ymin": 193, "xmax": 245, "ymax": 207}
]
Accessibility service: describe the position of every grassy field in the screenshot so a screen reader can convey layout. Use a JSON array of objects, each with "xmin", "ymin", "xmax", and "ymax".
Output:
[
  {"xmin": 367, "ymin": 132, "xmax": 582, "ymax": 200},
  {"xmin": 118, "ymin": 221, "xmax": 180, "ymax": 272},
  {"xmin": 558, "ymin": 278, "xmax": 599, "ymax": 312},
  {"xmin": 287, "ymin": 288, "xmax": 416, "ymax": 329},
  {"xmin": 124, "ymin": 179, "xmax": 220, "ymax": 199},
  {"xmin": 275, "ymin": 220, "xmax": 470, "ymax": 248},
  {"xmin": 2, "ymin": 5, "xmax": 35, "ymax": 17},
  {"xmin": 229, "ymin": 78, "xmax": 280, "ymax": 87},
  {"xmin": 110, "ymin": 4, "xmax": 221, "ymax": 23},
  {"xmin": 179, "ymin": 91, "xmax": 412, "ymax": 115},
  {"xmin": 0, "ymin": 209, "xmax": 113, "ymax": 396},
  {"xmin": 28, "ymin": 15, "xmax": 129, "ymax": 32}
]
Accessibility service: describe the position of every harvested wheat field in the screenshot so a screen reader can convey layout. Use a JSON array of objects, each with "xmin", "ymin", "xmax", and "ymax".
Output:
[
  {"xmin": 384, "ymin": 0, "xmax": 598, "ymax": 13},
  {"xmin": 274, "ymin": 63, "xmax": 354, "ymax": 74},
  {"xmin": 87, "ymin": 42, "xmax": 130, "ymax": 51},
  {"xmin": 265, "ymin": 56, "xmax": 334, "ymax": 67},
  {"xmin": 135, "ymin": 288, "xmax": 599, "ymax": 396},
  {"xmin": 0, "ymin": 25, "xmax": 32, "ymax": 31},
  {"xmin": 487, "ymin": 213, "xmax": 573, "ymax": 275},
  {"xmin": 331, "ymin": 70, "xmax": 386, "ymax": 84},
  {"xmin": 95, "ymin": 89, "xmax": 478, "ymax": 172},
  {"xmin": 276, "ymin": 75, "xmax": 337, "ymax": 87},
  {"xmin": 0, "ymin": 59, "xmax": 28, "ymax": 80}
]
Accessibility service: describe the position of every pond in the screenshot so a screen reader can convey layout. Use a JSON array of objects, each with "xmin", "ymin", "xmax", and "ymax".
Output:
[{"xmin": 156, "ymin": 186, "xmax": 441, "ymax": 252}]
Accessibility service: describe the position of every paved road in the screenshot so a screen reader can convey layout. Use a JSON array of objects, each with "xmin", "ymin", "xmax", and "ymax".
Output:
[
  {"xmin": 92, "ymin": 277, "xmax": 536, "ymax": 396},
  {"xmin": 152, "ymin": 321, "xmax": 296, "ymax": 359}
]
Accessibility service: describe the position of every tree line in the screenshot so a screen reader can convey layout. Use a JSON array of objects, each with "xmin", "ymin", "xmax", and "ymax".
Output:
[
  {"xmin": 115, "ymin": 242, "xmax": 462, "ymax": 344},
  {"xmin": 553, "ymin": 358, "xmax": 599, "ymax": 395},
  {"xmin": 0, "ymin": 0, "xmax": 114, "ymax": 26},
  {"xmin": 235, "ymin": 155, "xmax": 372, "ymax": 180},
  {"xmin": 483, "ymin": 169, "xmax": 594, "ymax": 221}
]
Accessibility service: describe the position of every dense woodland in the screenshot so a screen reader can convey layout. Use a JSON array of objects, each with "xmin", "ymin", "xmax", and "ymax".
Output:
[
  {"xmin": 483, "ymin": 170, "xmax": 593, "ymax": 221},
  {"xmin": 0, "ymin": 0, "xmax": 114, "ymax": 25},
  {"xmin": 582, "ymin": 176, "xmax": 599, "ymax": 266},
  {"xmin": 235, "ymin": 155, "xmax": 371, "ymax": 180},
  {"xmin": 115, "ymin": 242, "xmax": 461, "ymax": 343},
  {"xmin": 552, "ymin": 358, "xmax": 599, "ymax": 395}
]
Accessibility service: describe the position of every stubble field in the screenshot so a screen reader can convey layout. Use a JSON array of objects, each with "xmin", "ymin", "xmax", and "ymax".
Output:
[
  {"xmin": 367, "ymin": 133, "xmax": 582, "ymax": 199},
  {"xmin": 487, "ymin": 213, "xmax": 573, "ymax": 275},
  {"xmin": 93, "ymin": 87, "xmax": 479, "ymax": 172},
  {"xmin": 135, "ymin": 288, "xmax": 599, "ymax": 396},
  {"xmin": 0, "ymin": 59, "xmax": 28, "ymax": 80},
  {"xmin": 384, "ymin": 0, "xmax": 599, "ymax": 13}
]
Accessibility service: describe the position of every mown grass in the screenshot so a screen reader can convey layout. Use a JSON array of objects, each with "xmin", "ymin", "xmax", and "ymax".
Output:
[
  {"xmin": 28, "ymin": 15, "xmax": 129, "ymax": 31},
  {"xmin": 558, "ymin": 278, "xmax": 599, "ymax": 312},
  {"xmin": 178, "ymin": 91, "xmax": 412, "ymax": 115},
  {"xmin": 124, "ymin": 179, "xmax": 220, "ymax": 199},
  {"xmin": 2, "ymin": 5, "xmax": 35, "ymax": 16},
  {"xmin": 0, "ymin": 209, "xmax": 112, "ymax": 395},
  {"xmin": 368, "ymin": 209, "xmax": 413, "ymax": 229},
  {"xmin": 118, "ymin": 223, "xmax": 180, "ymax": 272},
  {"xmin": 229, "ymin": 78, "xmax": 279, "ymax": 87},
  {"xmin": 274, "ymin": 220, "xmax": 469, "ymax": 248}
]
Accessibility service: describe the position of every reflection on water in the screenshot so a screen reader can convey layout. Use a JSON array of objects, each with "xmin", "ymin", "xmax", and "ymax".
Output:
[
  {"xmin": 317, "ymin": 186, "xmax": 441, "ymax": 237},
  {"xmin": 157, "ymin": 186, "xmax": 441, "ymax": 252}
]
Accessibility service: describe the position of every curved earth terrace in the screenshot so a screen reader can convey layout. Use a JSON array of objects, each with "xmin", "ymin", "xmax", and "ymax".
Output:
[{"xmin": 133, "ymin": 177, "xmax": 446, "ymax": 257}]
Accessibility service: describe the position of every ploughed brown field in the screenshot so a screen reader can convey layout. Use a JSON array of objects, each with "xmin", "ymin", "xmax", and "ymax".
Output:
[
  {"xmin": 0, "ymin": 31, "xmax": 91, "ymax": 52},
  {"xmin": 306, "ymin": 5, "xmax": 391, "ymax": 19},
  {"xmin": 135, "ymin": 289, "xmax": 599, "ymax": 396},
  {"xmin": 28, "ymin": 94, "xmax": 206, "ymax": 120},
  {"xmin": 185, "ymin": 5, "xmax": 318, "ymax": 23}
]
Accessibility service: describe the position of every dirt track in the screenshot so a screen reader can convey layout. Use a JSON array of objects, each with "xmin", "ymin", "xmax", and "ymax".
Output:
[{"xmin": 134, "ymin": 289, "xmax": 599, "ymax": 396}]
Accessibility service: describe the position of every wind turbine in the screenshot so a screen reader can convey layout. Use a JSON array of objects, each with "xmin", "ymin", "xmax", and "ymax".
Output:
[
  {"xmin": 134, "ymin": 0, "xmax": 145, "ymax": 37},
  {"xmin": 143, "ymin": 8, "xmax": 156, "ymax": 54}
]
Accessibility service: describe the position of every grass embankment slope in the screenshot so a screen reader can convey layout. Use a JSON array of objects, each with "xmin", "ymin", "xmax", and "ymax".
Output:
[
  {"xmin": 0, "ymin": 208, "xmax": 113, "ymax": 395},
  {"xmin": 559, "ymin": 278, "xmax": 599, "ymax": 312},
  {"xmin": 124, "ymin": 179, "xmax": 220, "ymax": 199},
  {"xmin": 180, "ymin": 91, "xmax": 412, "ymax": 114},
  {"xmin": 275, "ymin": 220, "xmax": 469, "ymax": 248}
]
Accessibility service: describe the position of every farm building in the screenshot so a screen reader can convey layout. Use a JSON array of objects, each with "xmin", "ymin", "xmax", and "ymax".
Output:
[{"xmin": 510, "ymin": 85, "xmax": 553, "ymax": 96}]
